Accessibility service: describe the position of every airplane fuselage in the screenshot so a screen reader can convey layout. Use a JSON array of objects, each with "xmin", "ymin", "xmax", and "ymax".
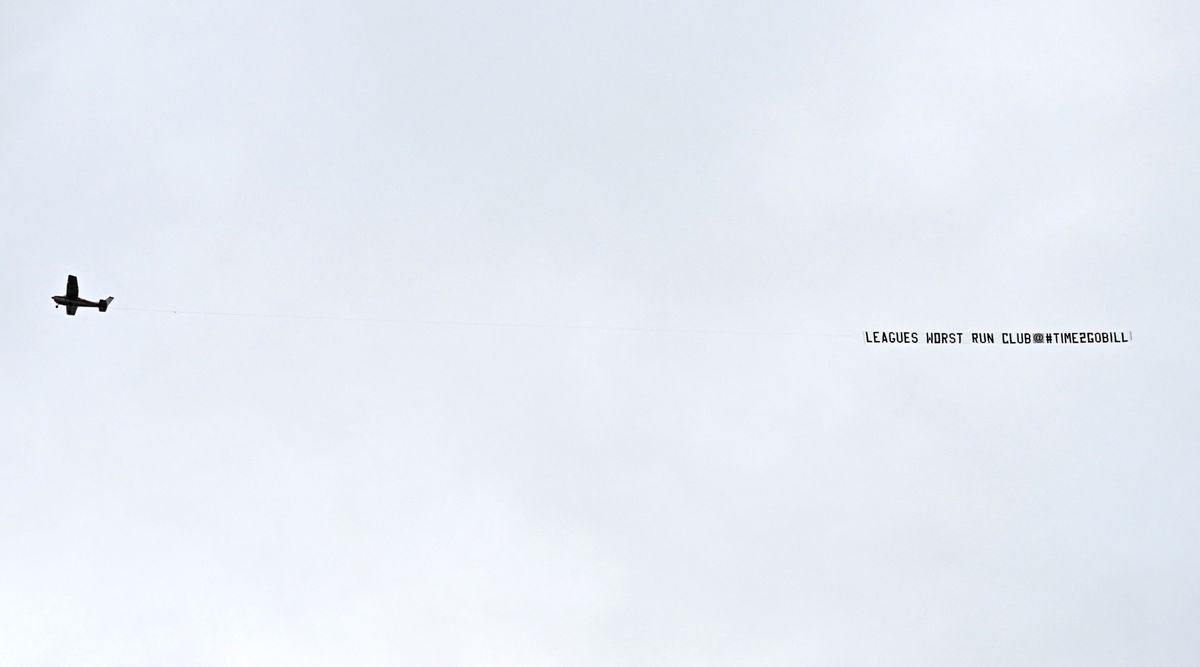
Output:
[{"xmin": 52, "ymin": 296, "xmax": 103, "ymax": 309}]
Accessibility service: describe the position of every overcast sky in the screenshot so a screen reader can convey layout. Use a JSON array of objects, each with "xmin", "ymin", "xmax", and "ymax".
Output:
[{"xmin": 2, "ymin": 1, "xmax": 1199, "ymax": 664}]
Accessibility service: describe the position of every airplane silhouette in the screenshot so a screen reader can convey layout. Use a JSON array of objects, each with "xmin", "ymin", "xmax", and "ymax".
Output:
[{"xmin": 52, "ymin": 275, "xmax": 113, "ymax": 316}]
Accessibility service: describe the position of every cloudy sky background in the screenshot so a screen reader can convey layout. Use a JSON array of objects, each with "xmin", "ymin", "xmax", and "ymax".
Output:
[{"xmin": 2, "ymin": 0, "xmax": 1198, "ymax": 664}]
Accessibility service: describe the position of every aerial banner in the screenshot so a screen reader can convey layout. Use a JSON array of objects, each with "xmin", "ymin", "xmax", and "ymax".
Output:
[{"xmin": 863, "ymin": 331, "xmax": 1133, "ymax": 345}]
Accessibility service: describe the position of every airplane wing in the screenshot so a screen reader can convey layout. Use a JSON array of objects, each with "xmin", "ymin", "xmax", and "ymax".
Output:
[
  {"xmin": 66, "ymin": 304, "xmax": 77, "ymax": 316},
  {"xmin": 66, "ymin": 275, "xmax": 78, "ymax": 299}
]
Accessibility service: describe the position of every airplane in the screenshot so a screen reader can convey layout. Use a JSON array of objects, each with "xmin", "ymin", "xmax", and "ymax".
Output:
[{"xmin": 52, "ymin": 275, "xmax": 114, "ymax": 316}]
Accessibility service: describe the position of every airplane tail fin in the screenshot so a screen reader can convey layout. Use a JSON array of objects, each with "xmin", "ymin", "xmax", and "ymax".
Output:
[{"xmin": 99, "ymin": 297, "xmax": 114, "ymax": 312}]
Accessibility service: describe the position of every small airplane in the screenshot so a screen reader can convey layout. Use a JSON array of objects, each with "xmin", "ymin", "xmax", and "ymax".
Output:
[{"xmin": 52, "ymin": 275, "xmax": 114, "ymax": 316}]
